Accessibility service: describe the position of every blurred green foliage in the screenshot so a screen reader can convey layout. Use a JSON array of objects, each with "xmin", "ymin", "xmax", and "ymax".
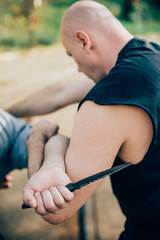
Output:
[{"xmin": 0, "ymin": 0, "xmax": 159, "ymax": 50}]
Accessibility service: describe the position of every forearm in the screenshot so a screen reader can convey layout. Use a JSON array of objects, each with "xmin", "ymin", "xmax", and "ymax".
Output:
[
  {"xmin": 42, "ymin": 134, "xmax": 70, "ymax": 171},
  {"xmin": 27, "ymin": 120, "xmax": 59, "ymax": 178},
  {"xmin": 6, "ymin": 82, "xmax": 67, "ymax": 117},
  {"xmin": 6, "ymin": 78, "xmax": 94, "ymax": 118}
]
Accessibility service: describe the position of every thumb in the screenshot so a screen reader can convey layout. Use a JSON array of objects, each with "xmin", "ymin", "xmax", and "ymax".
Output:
[
  {"xmin": 23, "ymin": 186, "xmax": 37, "ymax": 208},
  {"xmin": 46, "ymin": 123, "xmax": 59, "ymax": 138}
]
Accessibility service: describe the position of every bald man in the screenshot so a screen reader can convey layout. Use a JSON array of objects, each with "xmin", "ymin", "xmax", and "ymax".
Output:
[{"xmin": 23, "ymin": 1, "xmax": 160, "ymax": 239}]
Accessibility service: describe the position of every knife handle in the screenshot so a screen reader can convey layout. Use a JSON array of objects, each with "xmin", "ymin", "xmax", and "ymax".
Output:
[
  {"xmin": 22, "ymin": 183, "xmax": 75, "ymax": 209},
  {"xmin": 65, "ymin": 183, "xmax": 75, "ymax": 192},
  {"xmin": 22, "ymin": 203, "xmax": 31, "ymax": 209}
]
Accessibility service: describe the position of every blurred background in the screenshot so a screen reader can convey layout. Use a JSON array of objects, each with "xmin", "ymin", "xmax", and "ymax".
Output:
[
  {"xmin": 0, "ymin": 0, "xmax": 160, "ymax": 50},
  {"xmin": 0, "ymin": 1, "xmax": 160, "ymax": 240}
]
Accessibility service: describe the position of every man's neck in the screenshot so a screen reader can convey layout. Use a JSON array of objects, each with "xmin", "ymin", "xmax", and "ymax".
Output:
[{"xmin": 103, "ymin": 33, "xmax": 134, "ymax": 75}]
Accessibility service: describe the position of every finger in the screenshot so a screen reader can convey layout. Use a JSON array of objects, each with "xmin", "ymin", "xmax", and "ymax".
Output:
[
  {"xmin": 5, "ymin": 173, "xmax": 13, "ymax": 181},
  {"xmin": 34, "ymin": 192, "xmax": 48, "ymax": 216},
  {"xmin": 0, "ymin": 180, "xmax": 11, "ymax": 189},
  {"xmin": 5, "ymin": 180, "xmax": 12, "ymax": 188},
  {"xmin": 38, "ymin": 119, "xmax": 59, "ymax": 139},
  {"xmin": 47, "ymin": 123, "xmax": 59, "ymax": 138},
  {"xmin": 0, "ymin": 176, "xmax": 13, "ymax": 189},
  {"xmin": 49, "ymin": 187, "xmax": 67, "ymax": 209},
  {"xmin": 23, "ymin": 187, "xmax": 37, "ymax": 208},
  {"xmin": 41, "ymin": 189, "xmax": 58, "ymax": 213},
  {"xmin": 58, "ymin": 186, "xmax": 74, "ymax": 202},
  {"xmin": 5, "ymin": 173, "xmax": 13, "ymax": 188}
]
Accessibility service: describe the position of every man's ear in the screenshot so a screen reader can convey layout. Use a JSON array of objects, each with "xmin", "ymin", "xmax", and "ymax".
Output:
[{"xmin": 75, "ymin": 30, "xmax": 91, "ymax": 54}]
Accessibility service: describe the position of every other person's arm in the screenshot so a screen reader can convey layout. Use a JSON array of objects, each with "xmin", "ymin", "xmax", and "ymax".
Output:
[
  {"xmin": 6, "ymin": 78, "xmax": 94, "ymax": 117},
  {"xmin": 26, "ymin": 119, "xmax": 59, "ymax": 178}
]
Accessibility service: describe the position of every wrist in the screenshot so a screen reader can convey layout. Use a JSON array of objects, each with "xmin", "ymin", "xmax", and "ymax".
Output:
[{"xmin": 41, "ymin": 158, "xmax": 65, "ymax": 171}]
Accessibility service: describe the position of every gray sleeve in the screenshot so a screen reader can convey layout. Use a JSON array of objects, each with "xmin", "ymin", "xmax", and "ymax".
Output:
[{"xmin": 0, "ymin": 109, "xmax": 32, "ymax": 180}]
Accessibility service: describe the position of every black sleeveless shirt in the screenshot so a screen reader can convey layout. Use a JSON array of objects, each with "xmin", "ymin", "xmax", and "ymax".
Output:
[{"xmin": 78, "ymin": 38, "xmax": 160, "ymax": 227}]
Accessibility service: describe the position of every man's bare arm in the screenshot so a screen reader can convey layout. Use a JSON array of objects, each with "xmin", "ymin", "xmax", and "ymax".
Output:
[
  {"xmin": 23, "ymin": 102, "xmax": 129, "ymax": 223},
  {"xmin": 6, "ymin": 78, "xmax": 94, "ymax": 117},
  {"xmin": 23, "ymin": 103, "xmax": 153, "ymax": 224}
]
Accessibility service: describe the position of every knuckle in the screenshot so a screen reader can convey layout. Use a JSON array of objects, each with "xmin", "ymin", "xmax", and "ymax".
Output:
[
  {"xmin": 65, "ymin": 194, "xmax": 73, "ymax": 202},
  {"xmin": 45, "ymin": 203, "xmax": 54, "ymax": 211},
  {"xmin": 55, "ymin": 199, "xmax": 65, "ymax": 209},
  {"xmin": 63, "ymin": 189, "xmax": 74, "ymax": 201},
  {"xmin": 35, "ymin": 208, "xmax": 48, "ymax": 216},
  {"xmin": 66, "ymin": 193, "xmax": 73, "ymax": 202},
  {"xmin": 45, "ymin": 207, "xmax": 54, "ymax": 212}
]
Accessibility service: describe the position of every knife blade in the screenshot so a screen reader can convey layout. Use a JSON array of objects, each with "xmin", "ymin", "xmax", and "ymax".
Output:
[{"xmin": 22, "ymin": 162, "xmax": 132, "ymax": 209}]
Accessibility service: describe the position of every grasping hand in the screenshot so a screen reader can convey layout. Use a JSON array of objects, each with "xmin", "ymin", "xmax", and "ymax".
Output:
[{"xmin": 23, "ymin": 166, "xmax": 74, "ymax": 215}]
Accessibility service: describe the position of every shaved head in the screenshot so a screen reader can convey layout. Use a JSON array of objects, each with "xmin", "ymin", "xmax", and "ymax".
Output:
[
  {"xmin": 60, "ymin": 0, "xmax": 133, "ymax": 82},
  {"xmin": 61, "ymin": 0, "xmax": 114, "ymax": 43}
]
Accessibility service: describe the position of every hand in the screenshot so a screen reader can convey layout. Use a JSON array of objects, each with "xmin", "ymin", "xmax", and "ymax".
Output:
[
  {"xmin": 23, "ymin": 167, "xmax": 74, "ymax": 215},
  {"xmin": 27, "ymin": 119, "xmax": 59, "ymax": 177}
]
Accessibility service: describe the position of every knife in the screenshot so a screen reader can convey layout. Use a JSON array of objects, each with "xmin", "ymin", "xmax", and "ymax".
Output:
[{"xmin": 22, "ymin": 162, "xmax": 132, "ymax": 209}]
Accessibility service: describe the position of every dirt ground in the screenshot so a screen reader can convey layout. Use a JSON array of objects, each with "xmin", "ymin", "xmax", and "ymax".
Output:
[{"xmin": 0, "ymin": 34, "xmax": 160, "ymax": 240}]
